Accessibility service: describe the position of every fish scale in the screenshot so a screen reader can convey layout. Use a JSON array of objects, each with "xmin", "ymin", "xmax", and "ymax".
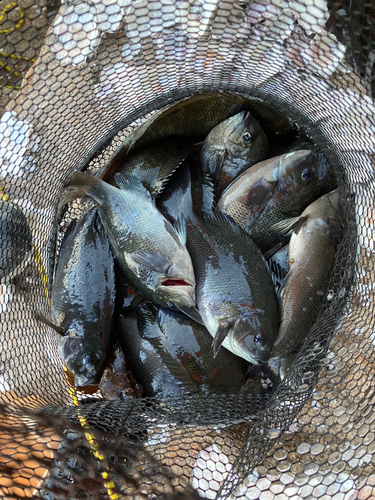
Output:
[
  {"xmin": 157, "ymin": 163, "xmax": 280, "ymax": 365},
  {"xmin": 217, "ymin": 150, "xmax": 336, "ymax": 254},
  {"xmin": 270, "ymin": 189, "xmax": 344, "ymax": 360},
  {"xmin": 49, "ymin": 206, "xmax": 116, "ymax": 387},
  {"xmin": 62, "ymin": 172, "xmax": 196, "ymax": 309}
]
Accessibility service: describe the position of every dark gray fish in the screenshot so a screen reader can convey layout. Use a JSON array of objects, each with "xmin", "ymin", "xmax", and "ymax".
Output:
[
  {"xmin": 99, "ymin": 343, "xmax": 142, "ymax": 400},
  {"xmin": 39, "ymin": 207, "xmax": 115, "ymax": 386},
  {"xmin": 62, "ymin": 172, "xmax": 196, "ymax": 309},
  {"xmin": 217, "ymin": 150, "xmax": 336, "ymax": 254},
  {"xmin": 0, "ymin": 199, "xmax": 32, "ymax": 281},
  {"xmin": 140, "ymin": 305, "xmax": 247, "ymax": 394},
  {"xmin": 198, "ymin": 110, "xmax": 269, "ymax": 198},
  {"xmin": 157, "ymin": 163, "xmax": 280, "ymax": 365},
  {"xmin": 98, "ymin": 92, "xmax": 294, "ymax": 182},
  {"xmin": 117, "ymin": 309, "xmax": 198, "ymax": 398},
  {"xmin": 270, "ymin": 189, "xmax": 344, "ymax": 359}
]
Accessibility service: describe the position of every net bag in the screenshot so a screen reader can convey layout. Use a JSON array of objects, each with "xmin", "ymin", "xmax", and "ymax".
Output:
[{"xmin": 0, "ymin": 0, "xmax": 374, "ymax": 498}]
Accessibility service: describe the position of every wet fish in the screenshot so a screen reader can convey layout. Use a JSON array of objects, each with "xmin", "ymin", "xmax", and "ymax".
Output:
[
  {"xmin": 157, "ymin": 163, "xmax": 280, "ymax": 365},
  {"xmin": 268, "ymin": 244, "xmax": 289, "ymax": 287},
  {"xmin": 117, "ymin": 310, "xmax": 198, "ymax": 397},
  {"xmin": 0, "ymin": 199, "xmax": 32, "ymax": 281},
  {"xmin": 217, "ymin": 150, "xmax": 336, "ymax": 254},
  {"xmin": 62, "ymin": 172, "xmax": 196, "ymax": 309},
  {"xmin": 99, "ymin": 343, "xmax": 142, "ymax": 400},
  {"xmin": 198, "ymin": 110, "xmax": 269, "ymax": 198},
  {"xmin": 38, "ymin": 207, "xmax": 115, "ymax": 387},
  {"xmin": 138, "ymin": 304, "xmax": 247, "ymax": 394},
  {"xmin": 99, "ymin": 92, "xmax": 294, "ymax": 181},
  {"xmin": 270, "ymin": 189, "xmax": 344, "ymax": 359},
  {"xmin": 103, "ymin": 136, "xmax": 199, "ymax": 197}
]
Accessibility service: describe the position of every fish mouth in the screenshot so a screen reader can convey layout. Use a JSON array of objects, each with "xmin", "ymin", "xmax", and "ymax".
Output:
[
  {"xmin": 157, "ymin": 279, "xmax": 196, "ymax": 307},
  {"xmin": 160, "ymin": 278, "xmax": 193, "ymax": 287}
]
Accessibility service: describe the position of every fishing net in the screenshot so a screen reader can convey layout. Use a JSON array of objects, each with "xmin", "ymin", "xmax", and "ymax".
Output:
[{"xmin": 1, "ymin": 0, "xmax": 375, "ymax": 498}]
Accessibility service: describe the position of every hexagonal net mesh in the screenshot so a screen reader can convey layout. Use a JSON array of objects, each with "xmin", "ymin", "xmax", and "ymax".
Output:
[{"xmin": 0, "ymin": 0, "xmax": 375, "ymax": 498}]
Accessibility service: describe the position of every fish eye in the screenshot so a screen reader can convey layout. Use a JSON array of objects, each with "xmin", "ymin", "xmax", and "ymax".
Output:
[
  {"xmin": 242, "ymin": 132, "xmax": 252, "ymax": 143},
  {"xmin": 301, "ymin": 169, "xmax": 312, "ymax": 181},
  {"xmin": 254, "ymin": 334, "xmax": 263, "ymax": 345}
]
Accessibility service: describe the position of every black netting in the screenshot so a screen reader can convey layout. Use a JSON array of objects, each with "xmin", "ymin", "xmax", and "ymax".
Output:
[{"xmin": 1, "ymin": 0, "xmax": 375, "ymax": 498}]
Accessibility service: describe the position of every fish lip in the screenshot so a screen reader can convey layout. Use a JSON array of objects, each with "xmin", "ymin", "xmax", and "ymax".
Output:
[{"xmin": 159, "ymin": 278, "xmax": 194, "ymax": 288}]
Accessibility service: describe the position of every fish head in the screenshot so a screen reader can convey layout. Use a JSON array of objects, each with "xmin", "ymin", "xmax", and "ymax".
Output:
[
  {"xmin": 223, "ymin": 110, "xmax": 268, "ymax": 160},
  {"xmin": 277, "ymin": 150, "xmax": 320, "ymax": 196},
  {"xmin": 59, "ymin": 334, "xmax": 102, "ymax": 386},
  {"xmin": 226, "ymin": 312, "xmax": 274, "ymax": 365},
  {"xmin": 156, "ymin": 250, "xmax": 197, "ymax": 308}
]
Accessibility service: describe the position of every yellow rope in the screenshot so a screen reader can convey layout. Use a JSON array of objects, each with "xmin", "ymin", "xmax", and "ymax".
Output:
[
  {"xmin": 0, "ymin": 3, "xmax": 36, "ymax": 91},
  {"xmin": 1, "ymin": 184, "xmax": 118, "ymax": 498},
  {"xmin": 0, "ymin": 3, "xmax": 24, "ymax": 33}
]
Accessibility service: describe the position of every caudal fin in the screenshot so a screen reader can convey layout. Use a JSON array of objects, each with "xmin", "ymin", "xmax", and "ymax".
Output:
[{"xmin": 60, "ymin": 172, "xmax": 101, "ymax": 207}]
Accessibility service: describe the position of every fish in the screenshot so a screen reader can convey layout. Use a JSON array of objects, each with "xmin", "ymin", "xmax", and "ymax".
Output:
[
  {"xmin": 137, "ymin": 304, "xmax": 247, "ymax": 395},
  {"xmin": 157, "ymin": 163, "xmax": 280, "ymax": 365},
  {"xmin": 116, "ymin": 309, "xmax": 198, "ymax": 397},
  {"xmin": 102, "ymin": 136, "xmax": 199, "ymax": 196},
  {"xmin": 99, "ymin": 343, "xmax": 142, "ymax": 400},
  {"xmin": 0, "ymin": 199, "xmax": 32, "ymax": 281},
  {"xmin": 62, "ymin": 172, "xmax": 196, "ymax": 309},
  {"xmin": 38, "ymin": 207, "xmax": 116, "ymax": 387},
  {"xmin": 198, "ymin": 110, "xmax": 269, "ymax": 198},
  {"xmin": 217, "ymin": 150, "xmax": 336, "ymax": 254},
  {"xmin": 268, "ymin": 244, "xmax": 290, "ymax": 287},
  {"xmin": 98, "ymin": 91, "xmax": 295, "ymax": 181},
  {"xmin": 270, "ymin": 189, "xmax": 344, "ymax": 359}
]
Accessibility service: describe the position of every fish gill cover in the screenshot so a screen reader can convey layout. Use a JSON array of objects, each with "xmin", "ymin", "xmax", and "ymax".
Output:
[{"xmin": 0, "ymin": 0, "xmax": 374, "ymax": 499}]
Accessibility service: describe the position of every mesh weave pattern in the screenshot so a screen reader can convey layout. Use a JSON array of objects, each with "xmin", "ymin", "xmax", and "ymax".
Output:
[{"xmin": 1, "ymin": 0, "xmax": 375, "ymax": 498}]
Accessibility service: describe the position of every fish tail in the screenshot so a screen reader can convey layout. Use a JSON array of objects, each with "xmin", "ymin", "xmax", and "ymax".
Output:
[{"xmin": 61, "ymin": 172, "xmax": 101, "ymax": 206}]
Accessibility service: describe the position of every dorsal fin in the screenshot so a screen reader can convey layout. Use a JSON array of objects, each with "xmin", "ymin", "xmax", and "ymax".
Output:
[
  {"xmin": 201, "ymin": 173, "xmax": 216, "ymax": 214},
  {"xmin": 113, "ymin": 173, "xmax": 153, "ymax": 200},
  {"xmin": 156, "ymin": 163, "xmax": 194, "ymax": 223},
  {"xmin": 163, "ymin": 217, "xmax": 186, "ymax": 248}
]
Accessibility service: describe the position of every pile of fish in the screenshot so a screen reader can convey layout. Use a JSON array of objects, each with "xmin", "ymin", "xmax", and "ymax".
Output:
[{"xmin": 36, "ymin": 93, "xmax": 343, "ymax": 398}]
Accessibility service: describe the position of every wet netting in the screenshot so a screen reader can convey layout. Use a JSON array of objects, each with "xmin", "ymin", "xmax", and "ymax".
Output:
[{"xmin": 0, "ymin": 0, "xmax": 375, "ymax": 498}]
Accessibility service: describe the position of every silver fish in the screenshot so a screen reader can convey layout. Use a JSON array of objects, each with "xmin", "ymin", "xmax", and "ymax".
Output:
[
  {"xmin": 217, "ymin": 150, "xmax": 336, "ymax": 254},
  {"xmin": 270, "ymin": 189, "xmax": 344, "ymax": 359},
  {"xmin": 157, "ymin": 163, "xmax": 280, "ymax": 365},
  {"xmin": 62, "ymin": 172, "xmax": 196, "ymax": 309}
]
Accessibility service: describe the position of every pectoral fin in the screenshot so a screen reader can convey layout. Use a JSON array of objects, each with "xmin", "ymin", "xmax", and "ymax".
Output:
[
  {"xmin": 130, "ymin": 251, "xmax": 172, "ymax": 274},
  {"xmin": 212, "ymin": 322, "xmax": 233, "ymax": 358},
  {"xmin": 270, "ymin": 216, "xmax": 308, "ymax": 237},
  {"xmin": 177, "ymin": 306, "xmax": 205, "ymax": 325},
  {"xmin": 210, "ymin": 149, "xmax": 226, "ymax": 181},
  {"xmin": 245, "ymin": 178, "xmax": 277, "ymax": 223}
]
